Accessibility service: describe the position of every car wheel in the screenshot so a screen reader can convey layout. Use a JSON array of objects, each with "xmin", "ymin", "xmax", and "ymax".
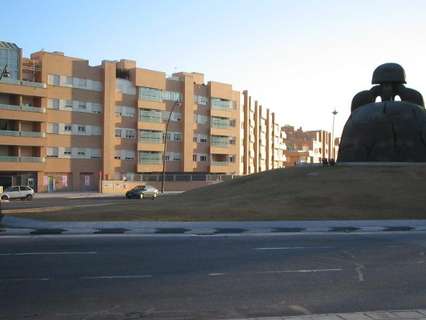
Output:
[
  {"xmin": 26, "ymin": 194, "xmax": 33, "ymax": 201},
  {"xmin": 1, "ymin": 195, "xmax": 8, "ymax": 201}
]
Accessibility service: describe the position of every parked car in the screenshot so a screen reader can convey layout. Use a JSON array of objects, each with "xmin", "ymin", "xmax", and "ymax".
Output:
[
  {"xmin": 125, "ymin": 185, "xmax": 159, "ymax": 200},
  {"xmin": 1, "ymin": 186, "xmax": 34, "ymax": 201}
]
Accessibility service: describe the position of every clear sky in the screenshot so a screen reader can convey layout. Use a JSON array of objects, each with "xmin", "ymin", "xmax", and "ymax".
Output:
[{"xmin": 2, "ymin": 0, "xmax": 426, "ymax": 136}]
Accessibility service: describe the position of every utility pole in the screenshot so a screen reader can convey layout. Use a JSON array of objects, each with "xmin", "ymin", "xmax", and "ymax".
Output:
[{"xmin": 331, "ymin": 109, "xmax": 338, "ymax": 159}]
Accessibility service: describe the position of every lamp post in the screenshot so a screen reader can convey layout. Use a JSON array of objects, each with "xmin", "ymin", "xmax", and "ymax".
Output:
[
  {"xmin": 0, "ymin": 64, "xmax": 9, "ymax": 221},
  {"xmin": 161, "ymin": 101, "xmax": 182, "ymax": 193},
  {"xmin": 331, "ymin": 109, "xmax": 338, "ymax": 159},
  {"xmin": 0, "ymin": 64, "xmax": 10, "ymax": 81}
]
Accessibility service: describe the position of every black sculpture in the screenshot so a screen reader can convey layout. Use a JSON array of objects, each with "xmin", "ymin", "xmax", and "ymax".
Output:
[{"xmin": 338, "ymin": 63, "xmax": 426, "ymax": 162}]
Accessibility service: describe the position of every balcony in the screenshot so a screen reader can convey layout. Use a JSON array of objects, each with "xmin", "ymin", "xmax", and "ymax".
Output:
[
  {"xmin": 0, "ymin": 156, "xmax": 45, "ymax": 163},
  {"xmin": 0, "ymin": 130, "xmax": 46, "ymax": 146},
  {"xmin": 0, "ymin": 130, "xmax": 45, "ymax": 138},
  {"xmin": 0, "ymin": 78, "xmax": 47, "ymax": 97},
  {"xmin": 211, "ymin": 160, "xmax": 231, "ymax": 166},
  {"xmin": 0, "ymin": 103, "xmax": 45, "ymax": 113},
  {"xmin": 138, "ymin": 131, "xmax": 163, "ymax": 144},
  {"xmin": 139, "ymin": 110, "xmax": 162, "ymax": 123},
  {"xmin": 0, "ymin": 78, "xmax": 47, "ymax": 89},
  {"xmin": 0, "ymin": 155, "xmax": 45, "ymax": 171}
]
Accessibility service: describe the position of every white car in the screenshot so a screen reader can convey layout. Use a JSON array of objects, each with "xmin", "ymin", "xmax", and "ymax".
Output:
[{"xmin": 1, "ymin": 186, "xmax": 34, "ymax": 201}]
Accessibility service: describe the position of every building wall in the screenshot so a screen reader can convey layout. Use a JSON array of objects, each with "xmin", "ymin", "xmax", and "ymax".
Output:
[
  {"xmin": 0, "ymin": 41, "xmax": 241, "ymax": 192},
  {"xmin": 241, "ymin": 91, "xmax": 286, "ymax": 174}
]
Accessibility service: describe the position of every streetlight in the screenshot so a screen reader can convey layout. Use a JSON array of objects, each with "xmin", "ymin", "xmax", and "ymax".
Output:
[
  {"xmin": 0, "ymin": 64, "xmax": 10, "ymax": 81},
  {"xmin": 331, "ymin": 109, "xmax": 338, "ymax": 160},
  {"xmin": 161, "ymin": 101, "xmax": 182, "ymax": 193},
  {"xmin": 0, "ymin": 64, "xmax": 9, "ymax": 221}
]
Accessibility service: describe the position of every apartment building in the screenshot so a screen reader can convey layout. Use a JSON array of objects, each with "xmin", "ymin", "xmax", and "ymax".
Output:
[
  {"xmin": 241, "ymin": 91, "xmax": 286, "ymax": 175},
  {"xmin": 283, "ymin": 125, "xmax": 339, "ymax": 166},
  {"xmin": 0, "ymin": 41, "xmax": 240, "ymax": 192}
]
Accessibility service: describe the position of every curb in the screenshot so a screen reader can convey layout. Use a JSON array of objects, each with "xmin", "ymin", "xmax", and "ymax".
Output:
[
  {"xmin": 219, "ymin": 309, "xmax": 426, "ymax": 320},
  {"xmin": 1, "ymin": 225, "xmax": 426, "ymax": 236}
]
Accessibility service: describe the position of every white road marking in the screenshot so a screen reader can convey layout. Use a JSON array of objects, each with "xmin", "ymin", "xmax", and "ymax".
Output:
[
  {"xmin": 288, "ymin": 304, "xmax": 312, "ymax": 315},
  {"xmin": 355, "ymin": 263, "xmax": 365, "ymax": 282},
  {"xmin": 0, "ymin": 277, "xmax": 50, "ymax": 282},
  {"xmin": 255, "ymin": 246, "xmax": 333, "ymax": 250},
  {"xmin": 0, "ymin": 251, "xmax": 97, "ymax": 256},
  {"xmin": 80, "ymin": 275, "xmax": 152, "ymax": 280},
  {"xmin": 254, "ymin": 268, "xmax": 343, "ymax": 274},
  {"xmin": 208, "ymin": 273, "xmax": 225, "ymax": 276}
]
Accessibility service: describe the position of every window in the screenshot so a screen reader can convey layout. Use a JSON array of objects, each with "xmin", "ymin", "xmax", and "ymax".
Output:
[
  {"xmin": 91, "ymin": 126, "xmax": 102, "ymax": 136},
  {"xmin": 199, "ymin": 135, "xmax": 208, "ymax": 143},
  {"xmin": 91, "ymin": 149, "xmax": 101, "ymax": 159},
  {"xmin": 48, "ymin": 74, "xmax": 60, "ymax": 86},
  {"xmin": 78, "ymin": 125, "xmax": 86, "ymax": 133},
  {"xmin": 64, "ymin": 125, "xmax": 72, "ymax": 132},
  {"xmin": 64, "ymin": 76, "xmax": 73, "ymax": 87},
  {"xmin": 173, "ymin": 132, "xmax": 182, "ymax": 142},
  {"xmin": 47, "ymin": 147, "xmax": 59, "ymax": 158},
  {"xmin": 114, "ymin": 150, "xmax": 121, "ymax": 160},
  {"xmin": 193, "ymin": 154, "xmax": 197, "ymax": 161},
  {"xmin": 125, "ymin": 129, "xmax": 136, "ymax": 139},
  {"xmin": 193, "ymin": 136, "xmax": 198, "ymax": 143},
  {"xmin": 78, "ymin": 101, "xmax": 87, "ymax": 110},
  {"xmin": 194, "ymin": 95, "xmax": 208, "ymax": 106},
  {"xmin": 200, "ymin": 155, "xmax": 207, "ymax": 162},
  {"xmin": 64, "ymin": 100, "xmax": 73, "ymax": 109},
  {"xmin": 115, "ymin": 128, "xmax": 122, "ymax": 138},
  {"xmin": 173, "ymin": 153, "xmax": 181, "ymax": 161},
  {"xmin": 91, "ymin": 103, "xmax": 102, "ymax": 114},
  {"xmin": 48, "ymin": 99, "xmax": 60, "ymax": 109},
  {"xmin": 63, "ymin": 148, "xmax": 72, "ymax": 155},
  {"xmin": 162, "ymin": 90, "xmax": 182, "ymax": 102},
  {"xmin": 47, "ymin": 123, "xmax": 59, "ymax": 134},
  {"xmin": 139, "ymin": 87, "xmax": 162, "ymax": 102},
  {"xmin": 77, "ymin": 150, "xmax": 86, "ymax": 156}
]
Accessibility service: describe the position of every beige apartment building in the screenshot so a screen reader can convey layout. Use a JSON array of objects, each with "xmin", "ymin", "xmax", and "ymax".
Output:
[
  {"xmin": 241, "ymin": 90, "xmax": 286, "ymax": 175},
  {"xmin": 283, "ymin": 125, "xmax": 339, "ymax": 166},
  {"xmin": 0, "ymin": 41, "xmax": 240, "ymax": 192}
]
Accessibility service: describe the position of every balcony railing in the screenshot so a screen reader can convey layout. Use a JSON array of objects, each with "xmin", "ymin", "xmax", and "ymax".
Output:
[
  {"xmin": 0, "ymin": 103, "xmax": 46, "ymax": 113},
  {"xmin": 139, "ymin": 131, "xmax": 163, "ymax": 144},
  {"xmin": 0, "ymin": 156, "xmax": 45, "ymax": 163},
  {"xmin": 0, "ymin": 78, "xmax": 47, "ymax": 89},
  {"xmin": 0, "ymin": 130, "xmax": 46, "ymax": 138},
  {"xmin": 211, "ymin": 160, "xmax": 232, "ymax": 166},
  {"xmin": 139, "ymin": 110, "xmax": 162, "ymax": 123},
  {"xmin": 139, "ymin": 158, "xmax": 162, "ymax": 164},
  {"xmin": 211, "ymin": 120, "xmax": 233, "ymax": 129},
  {"xmin": 211, "ymin": 137, "xmax": 230, "ymax": 147}
]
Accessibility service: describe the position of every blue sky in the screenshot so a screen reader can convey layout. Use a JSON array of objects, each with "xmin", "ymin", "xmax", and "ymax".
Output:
[{"xmin": 3, "ymin": 0, "xmax": 426, "ymax": 135}]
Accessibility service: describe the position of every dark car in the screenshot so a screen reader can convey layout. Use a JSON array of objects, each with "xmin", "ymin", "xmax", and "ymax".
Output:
[{"xmin": 125, "ymin": 185, "xmax": 159, "ymax": 200}]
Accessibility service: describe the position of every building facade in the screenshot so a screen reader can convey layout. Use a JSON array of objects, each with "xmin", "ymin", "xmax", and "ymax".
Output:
[
  {"xmin": 241, "ymin": 90, "xmax": 286, "ymax": 175},
  {"xmin": 282, "ymin": 125, "xmax": 339, "ymax": 166},
  {"xmin": 0, "ymin": 41, "xmax": 240, "ymax": 192}
]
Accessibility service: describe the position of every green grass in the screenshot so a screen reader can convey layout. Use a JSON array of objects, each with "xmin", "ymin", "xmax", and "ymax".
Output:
[{"xmin": 6, "ymin": 165, "xmax": 426, "ymax": 221}]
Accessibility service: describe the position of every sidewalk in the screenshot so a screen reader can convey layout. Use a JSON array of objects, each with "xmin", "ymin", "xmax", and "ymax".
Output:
[
  {"xmin": 34, "ymin": 191, "xmax": 183, "ymax": 199},
  {"xmin": 223, "ymin": 309, "xmax": 426, "ymax": 320}
]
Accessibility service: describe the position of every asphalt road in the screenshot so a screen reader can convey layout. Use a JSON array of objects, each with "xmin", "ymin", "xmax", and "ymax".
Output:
[{"xmin": 1, "ymin": 233, "xmax": 426, "ymax": 320}]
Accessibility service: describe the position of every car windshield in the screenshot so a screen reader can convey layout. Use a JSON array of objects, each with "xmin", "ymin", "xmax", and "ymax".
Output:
[{"xmin": 5, "ymin": 186, "xmax": 19, "ymax": 192}]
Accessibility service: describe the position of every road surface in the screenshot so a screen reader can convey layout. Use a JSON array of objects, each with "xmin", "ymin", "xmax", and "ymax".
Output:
[{"xmin": 1, "ymin": 233, "xmax": 426, "ymax": 319}]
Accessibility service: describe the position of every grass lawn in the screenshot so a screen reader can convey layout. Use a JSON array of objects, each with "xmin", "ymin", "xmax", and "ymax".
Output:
[{"xmin": 5, "ymin": 165, "xmax": 426, "ymax": 221}]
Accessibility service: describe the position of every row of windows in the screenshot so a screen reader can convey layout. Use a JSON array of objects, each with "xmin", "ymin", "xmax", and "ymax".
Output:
[
  {"xmin": 138, "ymin": 109, "xmax": 181, "ymax": 122},
  {"xmin": 48, "ymin": 74, "xmax": 103, "ymax": 92},
  {"xmin": 138, "ymin": 130, "xmax": 182, "ymax": 143},
  {"xmin": 137, "ymin": 152, "xmax": 218, "ymax": 163},
  {"xmin": 115, "ymin": 128, "xmax": 136, "ymax": 139},
  {"xmin": 116, "ymin": 79, "xmax": 137, "ymax": 95},
  {"xmin": 115, "ymin": 105, "xmax": 136, "ymax": 118},
  {"xmin": 48, "ymin": 99, "xmax": 102, "ymax": 114},
  {"xmin": 114, "ymin": 149, "xmax": 136, "ymax": 160},
  {"xmin": 46, "ymin": 147, "xmax": 101, "ymax": 159},
  {"xmin": 139, "ymin": 87, "xmax": 182, "ymax": 102},
  {"xmin": 47, "ymin": 123, "xmax": 102, "ymax": 136}
]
